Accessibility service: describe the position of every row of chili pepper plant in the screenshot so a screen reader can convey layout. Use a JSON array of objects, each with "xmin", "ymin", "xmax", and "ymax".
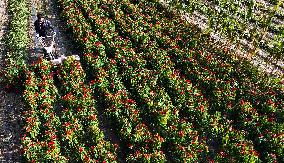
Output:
[
  {"xmin": 154, "ymin": 1, "xmax": 283, "ymax": 161},
  {"xmin": 57, "ymin": 0, "xmax": 166, "ymax": 161},
  {"xmin": 55, "ymin": 0, "xmax": 283, "ymax": 161},
  {"xmin": 56, "ymin": 57, "xmax": 118, "ymax": 162},
  {"xmin": 135, "ymin": 2, "xmax": 283, "ymax": 161},
  {"xmin": 60, "ymin": 0, "xmax": 262, "ymax": 162},
  {"xmin": 60, "ymin": 0, "xmax": 211, "ymax": 159},
  {"xmin": 22, "ymin": 60, "xmax": 67, "ymax": 162},
  {"xmin": 88, "ymin": 0, "xmax": 283, "ymax": 161},
  {"xmin": 99, "ymin": 2, "xmax": 263, "ymax": 161},
  {"xmin": 22, "ymin": 57, "xmax": 118, "ymax": 162},
  {"xmin": 1, "ymin": 0, "xmax": 29, "ymax": 91},
  {"xmin": 76, "ymin": 0, "xmax": 215, "ymax": 161}
]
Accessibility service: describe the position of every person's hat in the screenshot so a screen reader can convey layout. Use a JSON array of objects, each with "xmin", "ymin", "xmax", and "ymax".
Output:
[{"xmin": 37, "ymin": 12, "xmax": 43, "ymax": 19}]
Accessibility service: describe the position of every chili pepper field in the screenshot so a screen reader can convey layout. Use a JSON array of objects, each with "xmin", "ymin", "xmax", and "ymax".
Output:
[{"xmin": 0, "ymin": 0, "xmax": 283, "ymax": 162}]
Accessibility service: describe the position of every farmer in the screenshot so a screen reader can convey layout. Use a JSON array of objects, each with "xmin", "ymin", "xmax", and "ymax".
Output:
[
  {"xmin": 34, "ymin": 12, "xmax": 54, "ymax": 38},
  {"xmin": 34, "ymin": 13, "xmax": 55, "ymax": 59}
]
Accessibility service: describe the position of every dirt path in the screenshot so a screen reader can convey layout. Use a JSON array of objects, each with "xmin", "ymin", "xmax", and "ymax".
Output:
[
  {"xmin": 29, "ymin": 0, "xmax": 77, "ymax": 62},
  {"xmin": 0, "ymin": 0, "xmax": 23, "ymax": 162},
  {"xmin": 0, "ymin": 92, "xmax": 24, "ymax": 162},
  {"xmin": 45, "ymin": 0, "xmax": 76, "ymax": 56}
]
